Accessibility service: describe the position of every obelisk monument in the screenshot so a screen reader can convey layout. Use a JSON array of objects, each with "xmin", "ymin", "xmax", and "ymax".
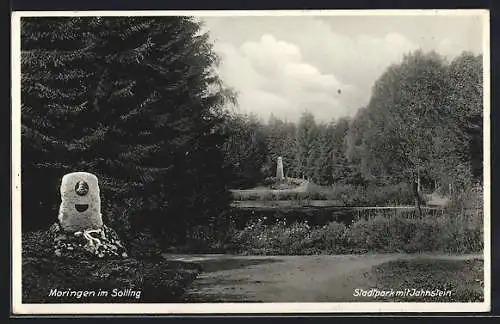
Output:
[{"xmin": 276, "ymin": 156, "xmax": 284, "ymax": 180}]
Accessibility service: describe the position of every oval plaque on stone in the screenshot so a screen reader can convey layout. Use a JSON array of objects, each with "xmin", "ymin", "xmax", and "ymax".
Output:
[{"xmin": 58, "ymin": 172, "xmax": 103, "ymax": 232}]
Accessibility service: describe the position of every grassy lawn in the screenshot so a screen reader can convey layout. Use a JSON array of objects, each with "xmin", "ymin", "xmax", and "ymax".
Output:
[
  {"xmin": 368, "ymin": 258, "xmax": 484, "ymax": 302},
  {"xmin": 230, "ymin": 182, "xmax": 418, "ymax": 206}
]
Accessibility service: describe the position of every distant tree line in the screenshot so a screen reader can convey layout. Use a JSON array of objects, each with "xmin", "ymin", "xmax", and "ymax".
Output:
[{"xmin": 223, "ymin": 50, "xmax": 483, "ymax": 198}]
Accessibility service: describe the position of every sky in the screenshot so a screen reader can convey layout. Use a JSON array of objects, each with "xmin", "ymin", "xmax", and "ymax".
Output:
[{"xmin": 200, "ymin": 12, "xmax": 485, "ymax": 123}]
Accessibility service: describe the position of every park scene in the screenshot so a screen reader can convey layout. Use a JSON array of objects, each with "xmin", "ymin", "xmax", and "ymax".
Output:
[{"xmin": 19, "ymin": 14, "xmax": 485, "ymax": 304}]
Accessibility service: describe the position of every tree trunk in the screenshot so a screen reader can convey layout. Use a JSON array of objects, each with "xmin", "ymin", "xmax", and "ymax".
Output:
[
  {"xmin": 412, "ymin": 180, "xmax": 422, "ymax": 218},
  {"xmin": 417, "ymin": 167, "xmax": 421, "ymax": 193}
]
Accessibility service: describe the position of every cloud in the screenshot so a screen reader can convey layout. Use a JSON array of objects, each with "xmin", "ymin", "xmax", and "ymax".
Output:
[
  {"xmin": 214, "ymin": 34, "xmax": 352, "ymax": 122},
  {"xmin": 203, "ymin": 15, "xmax": 481, "ymax": 122},
  {"xmin": 437, "ymin": 38, "xmax": 472, "ymax": 59}
]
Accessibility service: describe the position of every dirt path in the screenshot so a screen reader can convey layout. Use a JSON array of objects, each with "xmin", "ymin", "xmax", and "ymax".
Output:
[{"xmin": 163, "ymin": 253, "xmax": 482, "ymax": 302}]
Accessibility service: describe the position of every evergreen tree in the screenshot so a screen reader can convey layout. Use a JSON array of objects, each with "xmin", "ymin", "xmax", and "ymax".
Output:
[
  {"xmin": 221, "ymin": 113, "xmax": 268, "ymax": 188},
  {"xmin": 267, "ymin": 119, "xmax": 298, "ymax": 179},
  {"xmin": 312, "ymin": 124, "xmax": 333, "ymax": 185},
  {"xmin": 294, "ymin": 111, "xmax": 317, "ymax": 179},
  {"xmin": 22, "ymin": 17, "xmax": 97, "ymax": 230},
  {"xmin": 329, "ymin": 118, "xmax": 351, "ymax": 184},
  {"xmin": 264, "ymin": 114, "xmax": 289, "ymax": 178},
  {"xmin": 21, "ymin": 16, "xmax": 234, "ymax": 244}
]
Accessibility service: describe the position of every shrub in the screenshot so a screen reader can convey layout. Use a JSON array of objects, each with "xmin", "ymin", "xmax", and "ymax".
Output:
[
  {"xmin": 437, "ymin": 185, "xmax": 484, "ymax": 253},
  {"xmin": 232, "ymin": 182, "xmax": 419, "ymax": 206},
  {"xmin": 314, "ymin": 222, "xmax": 348, "ymax": 253},
  {"xmin": 389, "ymin": 214, "xmax": 418, "ymax": 252},
  {"xmin": 346, "ymin": 219, "xmax": 371, "ymax": 249},
  {"xmin": 129, "ymin": 229, "xmax": 163, "ymax": 259},
  {"xmin": 437, "ymin": 216, "xmax": 483, "ymax": 254},
  {"xmin": 406, "ymin": 218, "xmax": 440, "ymax": 252},
  {"xmin": 362, "ymin": 183, "xmax": 416, "ymax": 206},
  {"xmin": 229, "ymin": 206, "xmax": 483, "ymax": 255},
  {"xmin": 22, "ymin": 229, "xmax": 55, "ymax": 258},
  {"xmin": 278, "ymin": 222, "xmax": 312, "ymax": 254},
  {"xmin": 263, "ymin": 177, "xmax": 305, "ymax": 190}
]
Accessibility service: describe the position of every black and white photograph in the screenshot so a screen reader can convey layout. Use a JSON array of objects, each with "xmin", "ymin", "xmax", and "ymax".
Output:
[{"xmin": 11, "ymin": 10, "xmax": 490, "ymax": 314}]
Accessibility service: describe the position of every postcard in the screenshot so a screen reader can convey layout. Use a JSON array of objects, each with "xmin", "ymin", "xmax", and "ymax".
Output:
[{"xmin": 11, "ymin": 9, "xmax": 491, "ymax": 315}]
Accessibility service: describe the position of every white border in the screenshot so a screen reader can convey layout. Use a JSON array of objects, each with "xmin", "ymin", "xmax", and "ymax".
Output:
[
  {"xmin": 9, "ymin": 9, "xmax": 490, "ymax": 17},
  {"xmin": 11, "ymin": 9, "xmax": 491, "ymax": 315}
]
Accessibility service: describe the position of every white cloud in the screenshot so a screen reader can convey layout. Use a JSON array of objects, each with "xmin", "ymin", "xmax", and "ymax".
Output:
[
  {"xmin": 203, "ymin": 15, "xmax": 483, "ymax": 122},
  {"xmin": 214, "ymin": 34, "xmax": 349, "ymax": 122},
  {"xmin": 437, "ymin": 38, "xmax": 470, "ymax": 59}
]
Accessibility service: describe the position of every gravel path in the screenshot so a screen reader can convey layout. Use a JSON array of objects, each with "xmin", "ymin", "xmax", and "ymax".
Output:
[{"xmin": 162, "ymin": 253, "xmax": 483, "ymax": 302}]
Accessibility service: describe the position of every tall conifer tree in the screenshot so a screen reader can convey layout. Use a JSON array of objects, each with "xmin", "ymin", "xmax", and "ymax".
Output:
[{"xmin": 21, "ymin": 17, "xmax": 233, "ymax": 243}]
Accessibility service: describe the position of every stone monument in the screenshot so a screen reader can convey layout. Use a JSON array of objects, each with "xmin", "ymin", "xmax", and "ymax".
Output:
[
  {"xmin": 58, "ymin": 172, "xmax": 103, "ymax": 232},
  {"xmin": 51, "ymin": 171, "xmax": 128, "ymax": 259},
  {"xmin": 276, "ymin": 156, "xmax": 284, "ymax": 180}
]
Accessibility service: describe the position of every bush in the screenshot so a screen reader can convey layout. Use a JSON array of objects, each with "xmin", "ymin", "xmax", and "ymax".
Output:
[
  {"xmin": 312, "ymin": 222, "xmax": 348, "ymax": 253},
  {"xmin": 229, "ymin": 218, "xmax": 313, "ymax": 255},
  {"xmin": 22, "ymin": 229, "xmax": 55, "ymax": 258},
  {"xmin": 437, "ymin": 184, "xmax": 484, "ymax": 253},
  {"xmin": 231, "ymin": 182, "xmax": 418, "ymax": 206},
  {"xmin": 231, "ymin": 218, "xmax": 350, "ymax": 255},
  {"xmin": 262, "ymin": 177, "xmax": 305, "ymax": 190},
  {"xmin": 229, "ymin": 207, "xmax": 483, "ymax": 255},
  {"xmin": 406, "ymin": 218, "xmax": 440, "ymax": 252},
  {"xmin": 389, "ymin": 214, "xmax": 418, "ymax": 252},
  {"xmin": 277, "ymin": 222, "xmax": 312, "ymax": 254},
  {"xmin": 364, "ymin": 183, "xmax": 417, "ymax": 206},
  {"xmin": 437, "ymin": 216, "xmax": 483, "ymax": 253},
  {"xmin": 128, "ymin": 229, "xmax": 163, "ymax": 259},
  {"xmin": 346, "ymin": 211, "xmax": 482, "ymax": 254}
]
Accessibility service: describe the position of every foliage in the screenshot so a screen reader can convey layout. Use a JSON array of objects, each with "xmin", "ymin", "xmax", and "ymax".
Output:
[
  {"xmin": 22, "ymin": 227, "xmax": 201, "ymax": 303},
  {"xmin": 446, "ymin": 52, "xmax": 483, "ymax": 181},
  {"xmin": 22, "ymin": 229, "xmax": 55, "ymax": 259},
  {"xmin": 21, "ymin": 16, "xmax": 234, "ymax": 244},
  {"xmin": 224, "ymin": 112, "xmax": 354, "ymax": 187},
  {"xmin": 345, "ymin": 50, "xmax": 483, "ymax": 192},
  {"xmin": 22, "ymin": 256, "xmax": 200, "ymax": 303},
  {"xmin": 128, "ymin": 228, "xmax": 164, "ymax": 259},
  {"xmin": 221, "ymin": 113, "xmax": 269, "ymax": 188},
  {"xmin": 21, "ymin": 16, "xmax": 483, "ymax": 253},
  {"xmin": 229, "ymin": 206, "xmax": 483, "ymax": 255},
  {"xmin": 231, "ymin": 182, "xmax": 418, "ymax": 207},
  {"xmin": 262, "ymin": 177, "xmax": 306, "ymax": 189},
  {"xmin": 223, "ymin": 50, "xmax": 483, "ymax": 199},
  {"xmin": 370, "ymin": 258, "xmax": 484, "ymax": 302}
]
